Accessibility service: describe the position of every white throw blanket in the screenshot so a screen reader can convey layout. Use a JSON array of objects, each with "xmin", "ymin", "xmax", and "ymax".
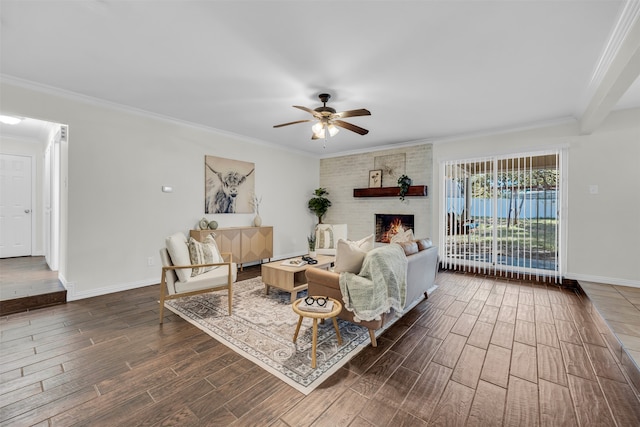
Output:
[{"xmin": 339, "ymin": 244, "xmax": 408, "ymax": 322}]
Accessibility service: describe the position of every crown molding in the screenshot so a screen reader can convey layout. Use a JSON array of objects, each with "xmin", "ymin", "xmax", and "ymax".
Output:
[
  {"xmin": 577, "ymin": 0, "xmax": 640, "ymax": 117},
  {"xmin": 587, "ymin": 0, "xmax": 640, "ymax": 91},
  {"xmin": 0, "ymin": 74, "xmax": 318, "ymax": 158},
  {"xmin": 319, "ymin": 137, "xmax": 435, "ymax": 159},
  {"xmin": 431, "ymin": 116, "xmax": 578, "ymax": 146},
  {"xmin": 318, "ymin": 115, "xmax": 577, "ymax": 159}
]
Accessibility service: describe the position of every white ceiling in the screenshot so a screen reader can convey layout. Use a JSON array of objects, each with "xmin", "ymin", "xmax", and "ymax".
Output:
[{"xmin": 1, "ymin": 0, "xmax": 639, "ymax": 156}]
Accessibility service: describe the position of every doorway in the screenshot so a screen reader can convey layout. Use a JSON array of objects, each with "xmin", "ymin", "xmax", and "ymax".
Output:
[
  {"xmin": 441, "ymin": 149, "xmax": 565, "ymax": 283},
  {"xmin": 0, "ymin": 115, "xmax": 66, "ymax": 312},
  {"xmin": 0, "ymin": 153, "xmax": 33, "ymax": 257}
]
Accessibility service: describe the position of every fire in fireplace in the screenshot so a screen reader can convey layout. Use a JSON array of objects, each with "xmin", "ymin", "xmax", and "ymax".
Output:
[{"xmin": 375, "ymin": 214, "xmax": 415, "ymax": 243}]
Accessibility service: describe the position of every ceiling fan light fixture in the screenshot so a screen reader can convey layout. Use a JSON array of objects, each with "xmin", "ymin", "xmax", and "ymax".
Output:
[
  {"xmin": 313, "ymin": 129, "xmax": 325, "ymax": 139},
  {"xmin": 311, "ymin": 121, "xmax": 324, "ymax": 134},
  {"xmin": 273, "ymin": 93, "xmax": 371, "ymax": 142}
]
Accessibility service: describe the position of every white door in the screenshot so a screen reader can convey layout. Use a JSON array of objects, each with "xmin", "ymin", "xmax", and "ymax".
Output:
[{"xmin": 0, "ymin": 154, "xmax": 32, "ymax": 258}]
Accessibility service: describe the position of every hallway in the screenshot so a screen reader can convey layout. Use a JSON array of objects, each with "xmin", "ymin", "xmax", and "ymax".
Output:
[{"xmin": 0, "ymin": 256, "xmax": 66, "ymax": 315}]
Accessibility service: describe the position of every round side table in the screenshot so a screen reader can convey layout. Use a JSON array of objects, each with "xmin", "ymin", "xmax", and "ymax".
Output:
[{"xmin": 292, "ymin": 297, "xmax": 343, "ymax": 368}]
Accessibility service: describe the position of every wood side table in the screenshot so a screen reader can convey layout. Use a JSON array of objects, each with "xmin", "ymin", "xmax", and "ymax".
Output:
[{"xmin": 292, "ymin": 297, "xmax": 343, "ymax": 369}]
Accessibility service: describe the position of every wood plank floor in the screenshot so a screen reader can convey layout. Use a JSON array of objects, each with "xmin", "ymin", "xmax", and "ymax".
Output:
[
  {"xmin": 579, "ymin": 281, "xmax": 640, "ymax": 374},
  {"xmin": 2, "ymin": 267, "xmax": 640, "ymax": 426},
  {"xmin": 0, "ymin": 257, "xmax": 66, "ymax": 315}
]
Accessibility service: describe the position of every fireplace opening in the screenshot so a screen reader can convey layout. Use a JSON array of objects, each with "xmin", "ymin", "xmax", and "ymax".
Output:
[{"xmin": 375, "ymin": 214, "xmax": 415, "ymax": 243}]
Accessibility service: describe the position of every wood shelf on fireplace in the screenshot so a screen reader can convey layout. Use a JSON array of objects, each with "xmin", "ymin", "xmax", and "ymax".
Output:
[{"xmin": 353, "ymin": 185, "xmax": 428, "ymax": 198}]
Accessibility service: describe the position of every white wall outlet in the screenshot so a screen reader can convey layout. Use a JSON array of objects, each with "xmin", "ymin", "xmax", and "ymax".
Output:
[
  {"xmin": 147, "ymin": 257, "xmax": 154, "ymax": 266},
  {"xmin": 589, "ymin": 185, "xmax": 599, "ymax": 194}
]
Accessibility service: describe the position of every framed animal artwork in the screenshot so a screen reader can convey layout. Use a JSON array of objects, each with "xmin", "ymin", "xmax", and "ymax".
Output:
[{"xmin": 204, "ymin": 156, "xmax": 255, "ymax": 214}]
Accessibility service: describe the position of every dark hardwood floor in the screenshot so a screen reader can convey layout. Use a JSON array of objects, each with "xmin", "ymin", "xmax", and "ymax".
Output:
[
  {"xmin": 1, "ymin": 265, "xmax": 640, "ymax": 426},
  {"xmin": 0, "ymin": 257, "xmax": 66, "ymax": 316}
]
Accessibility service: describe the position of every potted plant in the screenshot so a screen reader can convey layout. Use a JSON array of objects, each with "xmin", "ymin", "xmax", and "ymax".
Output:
[
  {"xmin": 307, "ymin": 233, "xmax": 317, "ymax": 257},
  {"xmin": 397, "ymin": 174, "xmax": 412, "ymax": 201},
  {"xmin": 308, "ymin": 187, "xmax": 332, "ymax": 223}
]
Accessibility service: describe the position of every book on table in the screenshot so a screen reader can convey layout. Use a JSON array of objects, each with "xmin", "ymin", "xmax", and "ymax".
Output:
[
  {"xmin": 281, "ymin": 258, "xmax": 306, "ymax": 267},
  {"xmin": 299, "ymin": 299, "xmax": 334, "ymax": 313}
]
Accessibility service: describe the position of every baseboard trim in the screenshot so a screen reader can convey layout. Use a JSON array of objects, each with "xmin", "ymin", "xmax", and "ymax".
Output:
[
  {"xmin": 438, "ymin": 265, "xmax": 578, "ymax": 288},
  {"xmin": 65, "ymin": 278, "xmax": 158, "ymax": 301},
  {"xmin": 566, "ymin": 273, "xmax": 640, "ymax": 288}
]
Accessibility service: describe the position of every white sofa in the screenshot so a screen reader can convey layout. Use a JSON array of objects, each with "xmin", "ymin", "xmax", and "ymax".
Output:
[{"xmin": 306, "ymin": 238, "xmax": 439, "ymax": 346}]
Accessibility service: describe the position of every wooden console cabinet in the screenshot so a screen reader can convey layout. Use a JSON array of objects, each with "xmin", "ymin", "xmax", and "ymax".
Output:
[{"xmin": 190, "ymin": 226, "xmax": 273, "ymax": 270}]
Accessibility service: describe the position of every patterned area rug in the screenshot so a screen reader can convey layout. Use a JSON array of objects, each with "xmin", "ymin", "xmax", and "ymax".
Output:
[{"xmin": 164, "ymin": 276, "xmax": 393, "ymax": 394}]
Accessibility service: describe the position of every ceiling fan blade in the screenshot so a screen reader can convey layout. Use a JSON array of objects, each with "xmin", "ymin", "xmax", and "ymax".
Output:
[
  {"xmin": 273, "ymin": 119, "xmax": 311, "ymax": 128},
  {"xmin": 334, "ymin": 120, "xmax": 369, "ymax": 135},
  {"xmin": 293, "ymin": 105, "xmax": 323, "ymax": 119},
  {"xmin": 333, "ymin": 108, "xmax": 371, "ymax": 119}
]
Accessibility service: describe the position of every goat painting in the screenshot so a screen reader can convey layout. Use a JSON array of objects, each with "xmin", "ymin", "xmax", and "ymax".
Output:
[{"xmin": 205, "ymin": 156, "xmax": 255, "ymax": 214}]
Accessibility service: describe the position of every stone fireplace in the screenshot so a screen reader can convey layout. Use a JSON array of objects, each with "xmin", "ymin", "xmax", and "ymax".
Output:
[{"xmin": 375, "ymin": 214, "xmax": 415, "ymax": 243}]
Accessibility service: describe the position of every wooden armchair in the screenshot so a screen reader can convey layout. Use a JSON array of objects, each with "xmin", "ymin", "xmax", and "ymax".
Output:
[{"xmin": 159, "ymin": 232, "xmax": 237, "ymax": 324}]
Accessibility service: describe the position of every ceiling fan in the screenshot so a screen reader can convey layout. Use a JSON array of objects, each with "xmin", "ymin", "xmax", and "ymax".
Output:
[{"xmin": 273, "ymin": 93, "xmax": 371, "ymax": 140}]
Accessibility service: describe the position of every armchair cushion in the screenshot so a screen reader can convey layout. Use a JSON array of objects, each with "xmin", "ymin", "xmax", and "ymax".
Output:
[
  {"xmin": 188, "ymin": 235, "xmax": 223, "ymax": 276},
  {"xmin": 173, "ymin": 263, "xmax": 237, "ymax": 294},
  {"xmin": 166, "ymin": 232, "xmax": 192, "ymax": 281},
  {"xmin": 315, "ymin": 224, "xmax": 348, "ymax": 255},
  {"xmin": 316, "ymin": 224, "xmax": 336, "ymax": 250}
]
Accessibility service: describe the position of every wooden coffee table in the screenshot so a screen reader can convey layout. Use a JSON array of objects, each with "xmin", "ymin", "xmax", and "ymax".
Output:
[{"xmin": 261, "ymin": 255, "xmax": 334, "ymax": 303}]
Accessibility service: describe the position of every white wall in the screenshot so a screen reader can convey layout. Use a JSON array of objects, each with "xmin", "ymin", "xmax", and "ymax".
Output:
[
  {"xmin": 319, "ymin": 144, "xmax": 433, "ymax": 241},
  {"xmin": 3, "ymin": 79, "xmax": 637, "ymax": 294},
  {"xmin": 1, "ymin": 82, "xmax": 320, "ymax": 300},
  {"xmin": 432, "ymin": 108, "xmax": 640, "ymax": 286}
]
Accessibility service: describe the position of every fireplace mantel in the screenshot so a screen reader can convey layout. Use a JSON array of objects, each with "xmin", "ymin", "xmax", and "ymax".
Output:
[{"xmin": 353, "ymin": 185, "xmax": 428, "ymax": 198}]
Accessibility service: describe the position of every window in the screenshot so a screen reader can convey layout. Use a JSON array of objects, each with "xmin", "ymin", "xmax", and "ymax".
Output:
[{"xmin": 441, "ymin": 150, "xmax": 563, "ymax": 283}]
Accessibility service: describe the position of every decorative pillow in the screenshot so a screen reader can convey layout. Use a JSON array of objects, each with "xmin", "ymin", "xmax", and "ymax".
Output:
[
  {"xmin": 397, "ymin": 241, "xmax": 419, "ymax": 256},
  {"xmin": 334, "ymin": 234, "xmax": 375, "ymax": 273},
  {"xmin": 355, "ymin": 233, "xmax": 375, "ymax": 252},
  {"xmin": 390, "ymin": 228, "xmax": 415, "ymax": 244},
  {"xmin": 415, "ymin": 238, "xmax": 433, "ymax": 251},
  {"xmin": 188, "ymin": 235, "xmax": 223, "ymax": 277},
  {"xmin": 315, "ymin": 224, "xmax": 335, "ymax": 249},
  {"xmin": 165, "ymin": 232, "xmax": 192, "ymax": 282}
]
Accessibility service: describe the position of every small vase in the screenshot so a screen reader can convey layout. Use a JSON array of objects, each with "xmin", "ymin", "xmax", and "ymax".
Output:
[
  {"xmin": 309, "ymin": 250, "xmax": 317, "ymax": 258},
  {"xmin": 253, "ymin": 214, "xmax": 262, "ymax": 227}
]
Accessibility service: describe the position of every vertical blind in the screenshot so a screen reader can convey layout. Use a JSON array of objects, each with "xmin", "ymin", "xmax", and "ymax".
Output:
[{"xmin": 441, "ymin": 150, "xmax": 562, "ymax": 283}]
